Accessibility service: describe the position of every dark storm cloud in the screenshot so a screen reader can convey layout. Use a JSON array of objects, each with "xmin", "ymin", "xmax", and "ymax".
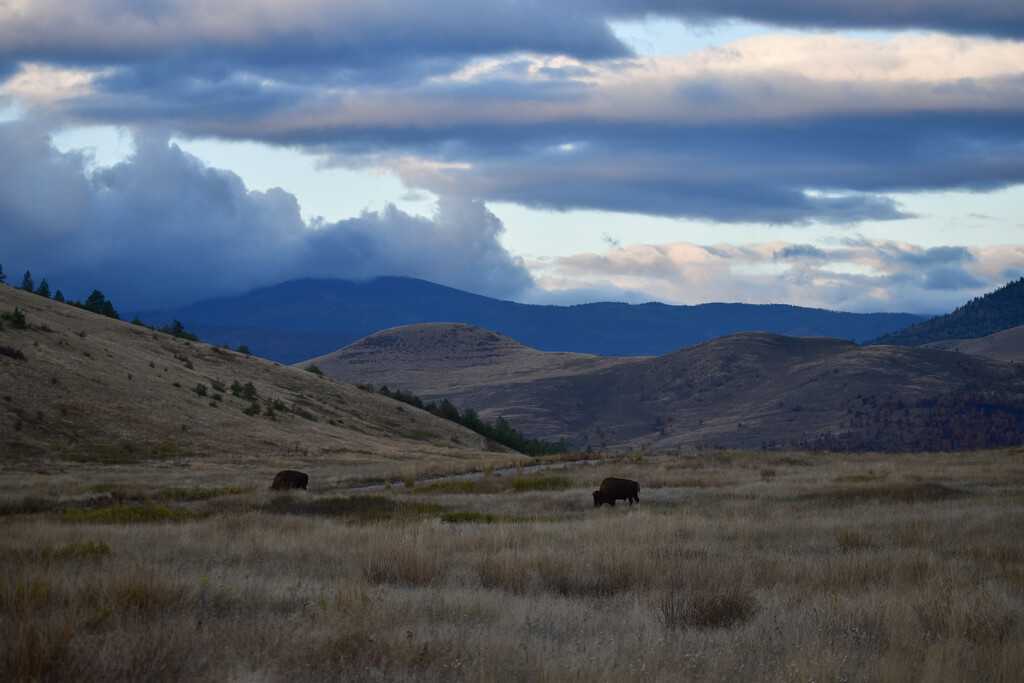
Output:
[
  {"xmin": 0, "ymin": 1, "xmax": 628, "ymax": 81},
  {"xmin": 0, "ymin": 121, "xmax": 533, "ymax": 309},
  {"xmin": 366, "ymin": 113, "xmax": 1020, "ymax": 223},
  {"xmin": 2, "ymin": 1, "xmax": 1023, "ymax": 226},
  {"xmin": 2, "ymin": 0, "xmax": 1018, "ymax": 75},
  {"xmin": 631, "ymin": 0, "xmax": 1024, "ymax": 39}
]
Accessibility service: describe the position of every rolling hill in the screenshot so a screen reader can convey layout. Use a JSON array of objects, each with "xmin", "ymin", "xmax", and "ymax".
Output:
[
  {"xmin": 309, "ymin": 322, "xmax": 1024, "ymax": 452},
  {"xmin": 0, "ymin": 285, "xmax": 518, "ymax": 488},
  {"xmin": 134, "ymin": 277, "xmax": 928, "ymax": 364}
]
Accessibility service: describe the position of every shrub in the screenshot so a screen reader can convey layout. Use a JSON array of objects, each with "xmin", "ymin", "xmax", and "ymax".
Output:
[
  {"xmin": 232, "ymin": 381, "xmax": 257, "ymax": 400},
  {"xmin": 159, "ymin": 320, "xmax": 198, "ymax": 341},
  {"xmin": 0, "ymin": 345, "xmax": 26, "ymax": 360},
  {"xmin": 4, "ymin": 308, "xmax": 27, "ymax": 329},
  {"xmin": 242, "ymin": 402, "xmax": 261, "ymax": 416}
]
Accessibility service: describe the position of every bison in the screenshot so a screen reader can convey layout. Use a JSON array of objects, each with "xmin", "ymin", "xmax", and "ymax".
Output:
[
  {"xmin": 271, "ymin": 470, "xmax": 308, "ymax": 491},
  {"xmin": 593, "ymin": 477, "xmax": 640, "ymax": 507}
]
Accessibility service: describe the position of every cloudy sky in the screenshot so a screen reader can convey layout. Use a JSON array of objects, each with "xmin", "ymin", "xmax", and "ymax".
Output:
[{"xmin": 1, "ymin": 1, "xmax": 1022, "ymax": 314}]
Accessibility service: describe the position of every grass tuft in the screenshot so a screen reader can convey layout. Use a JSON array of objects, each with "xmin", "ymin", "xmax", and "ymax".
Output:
[
  {"xmin": 61, "ymin": 504, "xmax": 201, "ymax": 524},
  {"xmin": 0, "ymin": 496, "xmax": 55, "ymax": 516},
  {"xmin": 263, "ymin": 495, "xmax": 443, "ymax": 522},
  {"xmin": 809, "ymin": 481, "xmax": 960, "ymax": 504},
  {"xmin": 660, "ymin": 581, "xmax": 759, "ymax": 630},
  {"xmin": 509, "ymin": 475, "xmax": 572, "ymax": 492},
  {"xmin": 59, "ymin": 440, "xmax": 187, "ymax": 464},
  {"xmin": 161, "ymin": 486, "xmax": 253, "ymax": 501}
]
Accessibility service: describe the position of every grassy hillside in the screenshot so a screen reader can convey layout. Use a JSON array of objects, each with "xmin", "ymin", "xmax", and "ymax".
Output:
[
  {"xmin": 922, "ymin": 325, "xmax": 1024, "ymax": 362},
  {"xmin": 868, "ymin": 277, "xmax": 1024, "ymax": 346},
  {"xmin": 0, "ymin": 285, "xmax": 521, "ymax": 490},
  {"xmin": 312, "ymin": 323, "xmax": 1024, "ymax": 452}
]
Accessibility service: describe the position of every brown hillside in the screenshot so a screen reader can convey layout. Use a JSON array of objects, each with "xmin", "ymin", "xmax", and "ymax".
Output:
[
  {"xmin": 306, "ymin": 322, "xmax": 641, "ymax": 391},
  {"xmin": 308, "ymin": 323, "xmax": 1024, "ymax": 452},
  {"xmin": 922, "ymin": 325, "xmax": 1024, "ymax": 362},
  {"xmin": 0, "ymin": 286, "xmax": 518, "ymax": 491}
]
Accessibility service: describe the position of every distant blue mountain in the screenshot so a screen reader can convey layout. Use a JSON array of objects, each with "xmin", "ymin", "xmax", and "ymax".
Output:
[{"xmin": 132, "ymin": 277, "xmax": 930, "ymax": 364}]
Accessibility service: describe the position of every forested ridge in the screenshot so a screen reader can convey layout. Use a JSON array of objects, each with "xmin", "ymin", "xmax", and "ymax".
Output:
[{"xmin": 868, "ymin": 277, "xmax": 1024, "ymax": 346}]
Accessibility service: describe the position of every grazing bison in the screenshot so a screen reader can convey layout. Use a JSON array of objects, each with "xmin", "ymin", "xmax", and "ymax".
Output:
[
  {"xmin": 271, "ymin": 470, "xmax": 308, "ymax": 491},
  {"xmin": 593, "ymin": 477, "xmax": 640, "ymax": 507}
]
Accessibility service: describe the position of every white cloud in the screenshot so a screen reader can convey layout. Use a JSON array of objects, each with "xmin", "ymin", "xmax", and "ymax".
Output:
[
  {"xmin": 531, "ymin": 238, "xmax": 1022, "ymax": 313},
  {"xmin": 1, "ymin": 63, "xmax": 107, "ymax": 107}
]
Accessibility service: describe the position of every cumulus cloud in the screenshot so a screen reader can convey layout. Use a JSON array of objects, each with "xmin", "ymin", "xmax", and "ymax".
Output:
[
  {"xmin": 0, "ymin": 121, "xmax": 533, "ymax": 309},
  {"xmin": 531, "ymin": 238, "xmax": 1023, "ymax": 314}
]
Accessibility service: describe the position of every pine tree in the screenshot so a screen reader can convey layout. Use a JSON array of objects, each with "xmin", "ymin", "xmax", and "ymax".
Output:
[
  {"xmin": 0, "ymin": 263, "xmax": 6, "ymax": 284},
  {"xmin": 77, "ymin": 290, "xmax": 119, "ymax": 319},
  {"xmin": 21, "ymin": 271, "xmax": 34, "ymax": 292},
  {"xmin": 35, "ymin": 279, "xmax": 51, "ymax": 298},
  {"xmin": 10, "ymin": 307, "xmax": 27, "ymax": 329},
  {"xmin": 82, "ymin": 289, "xmax": 107, "ymax": 313}
]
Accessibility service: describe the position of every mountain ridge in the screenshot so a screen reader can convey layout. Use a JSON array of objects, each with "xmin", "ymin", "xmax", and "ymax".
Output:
[{"xmin": 135, "ymin": 276, "xmax": 929, "ymax": 364}]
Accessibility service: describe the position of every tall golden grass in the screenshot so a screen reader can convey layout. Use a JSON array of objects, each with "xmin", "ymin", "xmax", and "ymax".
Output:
[{"xmin": 2, "ymin": 450, "xmax": 1022, "ymax": 681}]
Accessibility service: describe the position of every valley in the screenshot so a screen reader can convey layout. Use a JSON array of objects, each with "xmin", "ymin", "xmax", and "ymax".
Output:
[{"xmin": 3, "ymin": 281, "xmax": 1023, "ymax": 681}]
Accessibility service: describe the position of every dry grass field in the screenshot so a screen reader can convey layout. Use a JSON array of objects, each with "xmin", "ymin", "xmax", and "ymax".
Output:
[{"xmin": 3, "ymin": 449, "xmax": 1023, "ymax": 682}]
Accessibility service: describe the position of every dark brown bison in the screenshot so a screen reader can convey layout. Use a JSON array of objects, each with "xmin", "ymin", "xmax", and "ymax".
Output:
[
  {"xmin": 271, "ymin": 470, "xmax": 308, "ymax": 491},
  {"xmin": 593, "ymin": 477, "xmax": 640, "ymax": 507}
]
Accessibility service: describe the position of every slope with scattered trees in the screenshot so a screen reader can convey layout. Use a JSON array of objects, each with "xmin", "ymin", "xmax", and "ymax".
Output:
[{"xmin": 868, "ymin": 277, "xmax": 1024, "ymax": 346}]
